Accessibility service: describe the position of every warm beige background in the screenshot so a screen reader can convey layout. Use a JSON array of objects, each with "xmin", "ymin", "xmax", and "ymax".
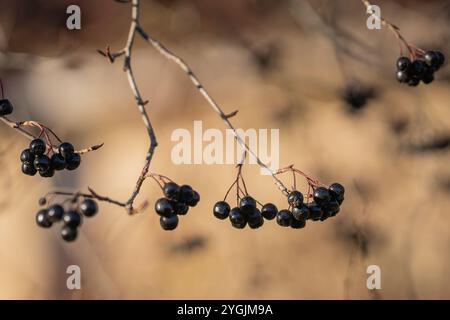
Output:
[{"xmin": 0, "ymin": 0, "xmax": 449, "ymax": 299}]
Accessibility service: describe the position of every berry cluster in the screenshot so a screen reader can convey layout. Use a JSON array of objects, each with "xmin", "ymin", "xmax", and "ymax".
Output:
[
  {"xmin": 20, "ymin": 140, "xmax": 81, "ymax": 177},
  {"xmin": 36, "ymin": 198, "xmax": 98, "ymax": 242},
  {"xmin": 0, "ymin": 98, "xmax": 13, "ymax": 116},
  {"xmin": 396, "ymin": 51, "xmax": 445, "ymax": 86},
  {"xmin": 155, "ymin": 182, "xmax": 200, "ymax": 230},
  {"xmin": 213, "ymin": 183, "xmax": 345, "ymax": 229}
]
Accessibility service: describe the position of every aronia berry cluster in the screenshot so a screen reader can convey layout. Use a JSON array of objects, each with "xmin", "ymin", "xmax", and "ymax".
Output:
[
  {"xmin": 155, "ymin": 182, "xmax": 200, "ymax": 230},
  {"xmin": 36, "ymin": 198, "xmax": 98, "ymax": 242},
  {"xmin": 396, "ymin": 51, "xmax": 445, "ymax": 86},
  {"xmin": 21, "ymin": 140, "xmax": 81, "ymax": 177},
  {"xmin": 213, "ymin": 183, "xmax": 345, "ymax": 229}
]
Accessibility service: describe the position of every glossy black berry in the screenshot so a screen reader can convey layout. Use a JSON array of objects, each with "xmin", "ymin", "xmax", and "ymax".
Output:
[
  {"xmin": 160, "ymin": 214, "xmax": 179, "ymax": 231},
  {"xmin": 213, "ymin": 201, "xmax": 230, "ymax": 220},
  {"xmin": 173, "ymin": 201, "xmax": 189, "ymax": 215},
  {"xmin": 261, "ymin": 203, "xmax": 278, "ymax": 220},
  {"xmin": 291, "ymin": 217, "xmax": 306, "ymax": 229},
  {"xmin": 396, "ymin": 57, "xmax": 411, "ymax": 71},
  {"xmin": 65, "ymin": 153, "xmax": 81, "ymax": 170},
  {"xmin": 292, "ymin": 204, "xmax": 309, "ymax": 221},
  {"xmin": 34, "ymin": 155, "xmax": 51, "ymax": 172},
  {"xmin": 79, "ymin": 199, "xmax": 98, "ymax": 217},
  {"xmin": 325, "ymin": 200, "xmax": 340, "ymax": 217},
  {"xmin": 276, "ymin": 209, "xmax": 293, "ymax": 227},
  {"xmin": 0, "ymin": 99, "xmax": 13, "ymax": 116},
  {"xmin": 36, "ymin": 209, "xmax": 52, "ymax": 228},
  {"xmin": 39, "ymin": 166, "xmax": 55, "ymax": 178},
  {"xmin": 436, "ymin": 51, "xmax": 445, "ymax": 67},
  {"xmin": 422, "ymin": 70, "xmax": 434, "ymax": 85},
  {"xmin": 163, "ymin": 182, "xmax": 179, "ymax": 200},
  {"xmin": 178, "ymin": 185, "xmax": 194, "ymax": 203},
  {"xmin": 308, "ymin": 203, "xmax": 323, "ymax": 221},
  {"xmin": 20, "ymin": 149, "xmax": 35, "ymax": 163},
  {"xmin": 229, "ymin": 207, "xmax": 247, "ymax": 226},
  {"xmin": 22, "ymin": 162, "xmax": 37, "ymax": 176},
  {"xmin": 61, "ymin": 226, "xmax": 78, "ymax": 242},
  {"xmin": 411, "ymin": 60, "xmax": 427, "ymax": 78},
  {"xmin": 313, "ymin": 187, "xmax": 331, "ymax": 206},
  {"xmin": 63, "ymin": 210, "xmax": 83, "ymax": 228},
  {"xmin": 186, "ymin": 191, "xmax": 200, "ymax": 207},
  {"xmin": 155, "ymin": 198, "xmax": 173, "ymax": 217},
  {"xmin": 29, "ymin": 139, "xmax": 46, "ymax": 156},
  {"xmin": 247, "ymin": 208, "xmax": 263, "ymax": 228},
  {"xmin": 59, "ymin": 142, "xmax": 74, "ymax": 159},
  {"xmin": 47, "ymin": 204, "xmax": 65, "ymax": 222},
  {"xmin": 424, "ymin": 51, "xmax": 440, "ymax": 69},
  {"xmin": 329, "ymin": 183, "xmax": 345, "ymax": 199},
  {"xmin": 51, "ymin": 153, "xmax": 66, "ymax": 171},
  {"xmin": 287, "ymin": 191, "xmax": 303, "ymax": 207},
  {"xmin": 408, "ymin": 77, "xmax": 420, "ymax": 87},
  {"xmin": 239, "ymin": 196, "xmax": 256, "ymax": 214},
  {"xmin": 396, "ymin": 70, "xmax": 409, "ymax": 83}
]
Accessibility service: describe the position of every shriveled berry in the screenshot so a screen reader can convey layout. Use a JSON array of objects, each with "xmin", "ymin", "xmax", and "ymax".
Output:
[
  {"xmin": 261, "ymin": 203, "xmax": 278, "ymax": 220},
  {"xmin": 59, "ymin": 142, "xmax": 74, "ymax": 159},
  {"xmin": 163, "ymin": 182, "xmax": 179, "ymax": 200},
  {"xmin": 63, "ymin": 210, "xmax": 83, "ymax": 228},
  {"xmin": 291, "ymin": 217, "xmax": 306, "ymax": 229},
  {"xmin": 178, "ymin": 185, "xmax": 194, "ymax": 203},
  {"xmin": 186, "ymin": 191, "xmax": 200, "ymax": 207},
  {"xmin": 229, "ymin": 207, "xmax": 247, "ymax": 226},
  {"xmin": 213, "ymin": 201, "xmax": 230, "ymax": 220},
  {"xmin": 34, "ymin": 155, "xmax": 51, "ymax": 172},
  {"xmin": 79, "ymin": 199, "xmax": 98, "ymax": 217},
  {"xmin": 313, "ymin": 187, "xmax": 331, "ymax": 206},
  {"xmin": 276, "ymin": 209, "xmax": 293, "ymax": 227},
  {"xmin": 22, "ymin": 162, "xmax": 37, "ymax": 176},
  {"xmin": 396, "ymin": 57, "xmax": 411, "ymax": 71},
  {"xmin": 36, "ymin": 209, "xmax": 52, "ymax": 228},
  {"xmin": 0, "ymin": 99, "xmax": 13, "ymax": 116},
  {"xmin": 47, "ymin": 204, "xmax": 65, "ymax": 222},
  {"xmin": 155, "ymin": 198, "xmax": 174, "ymax": 217},
  {"xmin": 61, "ymin": 226, "xmax": 78, "ymax": 242},
  {"xmin": 160, "ymin": 214, "xmax": 179, "ymax": 231},
  {"xmin": 29, "ymin": 139, "xmax": 46, "ymax": 156},
  {"xmin": 292, "ymin": 204, "xmax": 309, "ymax": 221},
  {"xmin": 20, "ymin": 149, "xmax": 35, "ymax": 163},
  {"xmin": 239, "ymin": 196, "xmax": 256, "ymax": 214},
  {"xmin": 51, "ymin": 153, "xmax": 66, "ymax": 171},
  {"xmin": 287, "ymin": 191, "xmax": 303, "ymax": 207}
]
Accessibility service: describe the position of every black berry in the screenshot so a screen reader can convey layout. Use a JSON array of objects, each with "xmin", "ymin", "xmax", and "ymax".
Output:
[
  {"xmin": 329, "ymin": 183, "xmax": 345, "ymax": 199},
  {"xmin": 276, "ymin": 209, "xmax": 293, "ymax": 227},
  {"xmin": 247, "ymin": 208, "xmax": 263, "ymax": 229},
  {"xmin": 33, "ymin": 155, "xmax": 51, "ymax": 172},
  {"xmin": 36, "ymin": 209, "xmax": 52, "ymax": 228},
  {"xmin": 287, "ymin": 191, "xmax": 303, "ymax": 207},
  {"xmin": 39, "ymin": 166, "xmax": 55, "ymax": 178},
  {"xmin": 261, "ymin": 203, "xmax": 278, "ymax": 220},
  {"xmin": 79, "ymin": 199, "xmax": 98, "ymax": 217},
  {"xmin": 173, "ymin": 201, "xmax": 189, "ymax": 215},
  {"xmin": 51, "ymin": 153, "xmax": 66, "ymax": 171},
  {"xmin": 47, "ymin": 204, "xmax": 65, "ymax": 222},
  {"xmin": 20, "ymin": 149, "xmax": 35, "ymax": 163},
  {"xmin": 292, "ymin": 204, "xmax": 309, "ymax": 221},
  {"xmin": 0, "ymin": 99, "xmax": 13, "ymax": 116},
  {"xmin": 66, "ymin": 153, "xmax": 81, "ymax": 170},
  {"xmin": 229, "ymin": 207, "xmax": 247, "ymax": 226},
  {"xmin": 396, "ymin": 57, "xmax": 411, "ymax": 71},
  {"xmin": 290, "ymin": 217, "xmax": 306, "ymax": 229},
  {"xmin": 59, "ymin": 142, "xmax": 74, "ymax": 159},
  {"xmin": 308, "ymin": 203, "xmax": 323, "ymax": 221},
  {"xmin": 61, "ymin": 226, "xmax": 78, "ymax": 242},
  {"xmin": 178, "ymin": 185, "xmax": 194, "ymax": 203},
  {"xmin": 29, "ymin": 139, "xmax": 46, "ymax": 156},
  {"xmin": 155, "ymin": 198, "xmax": 173, "ymax": 217},
  {"xmin": 163, "ymin": 182, "xmax": 179, "ymax": 200},
  {"xmin": 313, "ymin": 187, "xmax": 331, "ymax": 206},
  {"xmin": 160, "ymin": 214, "xmax": 179, "ymax": 231},
  {"xmin": 239, "ymin": 196, "xmax": 257, "ymax": 214},
  {"xmin": 396, "ymin": 70, "xmax": 409, "ymax": 83},
  {"xmin": 63, "ymin": 210, "xmax": 83, "ymax": 228},
  {"xmin": 326, "ymin": 200, "xmax": 340, "ymax": 217},
  {"xmin": 186, "ymin": 191, "xmax": 200, "ymax": 207},
  {"xmin": 22, "ymin": 162, "xmax": 37, "ymax": 176},
  {"xmin": 424, "ymin": 51, "xmax": 440, "ymax": 69},
  {"xmin": 213, "ymin": 201, "xmax": 230, "ymax": 220}
]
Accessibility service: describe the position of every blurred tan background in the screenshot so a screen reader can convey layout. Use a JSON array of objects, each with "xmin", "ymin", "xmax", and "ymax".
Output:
[{"xmin": 0, "ymin": 0, "xmax": 449, "ymax": 299}]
